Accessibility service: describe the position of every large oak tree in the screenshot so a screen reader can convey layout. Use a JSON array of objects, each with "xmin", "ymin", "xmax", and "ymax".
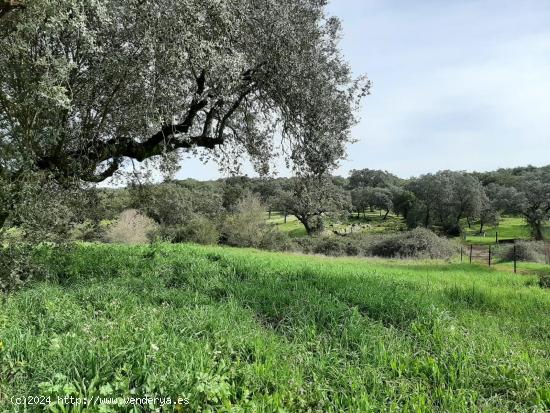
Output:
[{"xmin": 0, "ymin": 0, "xmax": 368, "ymax": 230}]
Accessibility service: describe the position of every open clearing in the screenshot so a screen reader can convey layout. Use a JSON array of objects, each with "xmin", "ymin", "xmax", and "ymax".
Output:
[
  {"xmin": 268, "ymin": 212, "xmax": 550, "ymax": 246},
  {"xmin": 1, "ymin": 244, "xmax": 549, "ymax": 412}
]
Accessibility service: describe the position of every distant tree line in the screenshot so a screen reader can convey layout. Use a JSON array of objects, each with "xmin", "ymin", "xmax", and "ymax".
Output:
[{"xmin": 98, "ymin": 165, "xmax": 550, "ymax": 241}]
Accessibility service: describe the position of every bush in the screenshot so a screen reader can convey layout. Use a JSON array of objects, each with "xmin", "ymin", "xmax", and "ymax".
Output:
[
  {"xmin": 156, "ymin": 215, "xmax": 220, "ymax": 245},
  {"xmin": 292, "ymin": 228, "xmax": 457, "ymax": 260},
  {"xmin": 499, "ymin": 241, "xmax": 547, "ymax": 263},
  {"xmin": 104, "ymin": 209, "xmax": 158, "ymax": 244},
  {"xmin": 259, "ymin": 228, "xmax": 293, "ymax": 252},
  {"xmin": 70, "ymin": 220, "xmax": 103, "ymax": 242},
  {"xmin": 221, "ymin": 194, "xmax": 271, "ymax": 248},
  {"xmin": 369, "ymin": 228, "xmax": 457, "ymax": 259},
  {"xmin": 0, "ymin": 244, "xmax": 45, "ymax": 292},
  {"xmin": 540, "ymin": 274, "xmax": 550, "ymax": 289},
  {"xmin": 312, "ymin": 237, "xmax": 348, "ymax": 256}
]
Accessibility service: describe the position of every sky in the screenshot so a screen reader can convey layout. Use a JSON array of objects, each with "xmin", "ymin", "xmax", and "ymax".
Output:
[{"xmin": 174, "ymin": 0, "xmax": 550, "ymax": 180}]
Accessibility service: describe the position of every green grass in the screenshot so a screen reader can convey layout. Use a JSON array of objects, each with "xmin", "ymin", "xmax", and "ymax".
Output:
[
  {"xmin": 268, "ymin": 212, "xmax": 550, "ymax": 246},
  {"xmin": 1, "ymin": 244, "xmax": 550, "ymax": 412},
  {"xmin": 494, "ymin": 261, "xmax": 550, "ymax": 276},
  {"xmin": 266, "ymin": 212, "xmax": 307, "ymax": 237},
  {"xmin": 267, "ymin": 211, "xmax": 406, "ymax": 238},
  {"xmin": 464, "ymin": 217, "xmax": 550, "ymax": 245}
]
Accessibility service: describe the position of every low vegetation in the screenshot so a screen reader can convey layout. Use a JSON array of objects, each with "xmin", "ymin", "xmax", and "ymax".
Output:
[
  {"xmin": 295, "ymin": 228, "xmax": 458, "ymax": 259},
  {"xmin": 1, "ymin": 243, "xmax": 549, "ymax": 412}
]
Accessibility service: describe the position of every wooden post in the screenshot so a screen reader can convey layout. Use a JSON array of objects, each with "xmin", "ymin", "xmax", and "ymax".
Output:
[
  {"xmin": 488, "ymin": 245, "xmax": 491, "ymax": 267},
  {"xmin": 469, "ymin": 245, "xmax": 473, "ymax": 264},
  {"xmin": 460, "ymin": 246, "xmax": 463, "ymax": 263},
  {"xmin": 495, "ymin": 231, "xmax": 498, "ymax": 244}
]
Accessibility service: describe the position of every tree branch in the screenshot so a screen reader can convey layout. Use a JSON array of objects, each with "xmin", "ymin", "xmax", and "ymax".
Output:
[{"xmin": 35, "ymin": 67, "xmax": 258, "ymax": 182}]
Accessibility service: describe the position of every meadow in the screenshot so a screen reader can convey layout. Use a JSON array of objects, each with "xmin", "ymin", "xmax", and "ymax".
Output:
[
  {"xmin": 268, "ymin": 211, "xmax": 550, "ymax": 247},
  {"xmin": 1, "ymin": 243, "xmax": 549, "ymax": 412},
  {"xmin": 267, "ymin": 211, "xmax": 408, "ymax": 238},
  {"xmin": 463, "ymin": 217, "xmax": 550, "ymax": 245}
]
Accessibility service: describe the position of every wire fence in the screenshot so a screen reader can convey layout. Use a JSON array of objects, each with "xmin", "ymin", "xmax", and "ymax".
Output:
[{"xmin": 460, "ymin": 240, "xmax": 550, "ymax": 273}]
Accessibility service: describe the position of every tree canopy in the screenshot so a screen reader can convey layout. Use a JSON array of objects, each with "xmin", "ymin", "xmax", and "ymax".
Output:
[{"xmin": 0, "ymin": 0, "xmax": 369, "ymax": 184}]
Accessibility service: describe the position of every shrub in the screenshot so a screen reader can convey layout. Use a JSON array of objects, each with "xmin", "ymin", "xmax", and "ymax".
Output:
[
  {"xmin": 312, "ymin": 237, "xmax": 348, "ymax": 256},
  {"xmin": 156, "ymin": 215, "xmax": 220, "ymax": 245},
  {"xmin": 0, "ymin": 244, "xmax": 44, "ymax": 292},
  {"xmin": 259, "ymin": 228, "xmax": 293, "ymax": 252},
  {"xmin": 499, "ymin": 241, "xmax": 547, "ymax": 263},
  {"xmin": 104, "ymin": 209, "xmax": 158, "ymax": 244},
  {"xmin": 221, "ymin": 194, "xmax": 272, "ymax": 248},
  {"xmin": 293, "ymin": 229, "xmax": 457, "ymax": 259},
  {"xmin": 540, "ymin": 274, "xmax": 550, "ymax": 289},
  {"xmin": 70, "ymin": 220, "xmax": 103, "ymax": 242},
  {"xmin": 369, "ymin": 228, "xmax": 457, "ymax": 259}
]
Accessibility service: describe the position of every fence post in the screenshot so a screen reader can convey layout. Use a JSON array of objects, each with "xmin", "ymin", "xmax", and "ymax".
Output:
[
  {"xmin": 469, "ymin": 245, "xmax": 473, "ymax": 264},
  {"xmin": 488, "ymin": 245, "xmax": 491, "ymax": 267},
  {"xmin": 513, "ymin": 244, "xmax": 517, "ymax": 274}
]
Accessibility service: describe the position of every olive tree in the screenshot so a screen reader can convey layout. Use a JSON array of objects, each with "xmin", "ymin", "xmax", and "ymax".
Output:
[{"xmin": 0, "ymin": 0, "xmax": 369, "ymax": 230}]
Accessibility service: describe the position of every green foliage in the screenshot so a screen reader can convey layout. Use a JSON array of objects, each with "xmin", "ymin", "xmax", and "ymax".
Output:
[
  {"xmin": 283, "ymin": 176, "xmax": 352, "ymax": 236},
  {"xmin": 498, "ymin": 241, "xmax": 549, "ymax": 264},
  {"xmin": 0, "ymin": 244, "xmax": 41, "ymax": 292},
  {"xmin": 296, "ymin": 228, "xmax": 457, "ymax": 259},
  {"xmin": 221, "ymin": 194, "xmax": 284, "ymax": 249},
  {"xmin": 369, "ymin": 228, "xmax": 458, "ymax": 259},
  {"xmin": 348, "ymin": 168, "xmax": 402, "ymax": 189},
  {"xmin": 0, "ymin": 243, "xmax": 549, "ymax": 411},
  {"xmin": 407, "ymin": 171, "xmax": 485, "ymax": 234},
  {"xmin": 0, "ymin": 0, "xmax": 367, "ymax": 182},
  {"xmin": 156, "ymin": 215, "xmax": 220, "ymax": 245}
]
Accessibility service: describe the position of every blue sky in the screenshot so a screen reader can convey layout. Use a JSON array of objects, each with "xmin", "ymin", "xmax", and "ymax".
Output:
[{"xmin": 175, "ymin": 0, "xmax": 550, "ymax": 180}]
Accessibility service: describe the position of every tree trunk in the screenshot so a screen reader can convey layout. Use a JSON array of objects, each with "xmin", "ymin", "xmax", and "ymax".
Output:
[
  {"xmin": 533, "ymin": 221, "xmax": 544, "ymax": 241},
  {"xmin": 479, "ymin": 220, "xmax": 485, "ymax": 235},
  {"xmin": 298, "ymin": 217, "xmax": 313, "ymax": 236},
  {"xmin": 268, "ymin": 209, "xmax": 271, "ymax": 220},
  {"xmin": 383, "ymin": 209, "xmax": 389, "ymax": 220},
  {"xmin": 284, "ymin": 212, "xmax": 288, "ymax": 223}
]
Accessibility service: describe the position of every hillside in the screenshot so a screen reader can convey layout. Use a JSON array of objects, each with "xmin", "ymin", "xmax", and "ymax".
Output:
[{"xmin": 1, "ymin": 244, "xmax": 549, "ymax": 412}]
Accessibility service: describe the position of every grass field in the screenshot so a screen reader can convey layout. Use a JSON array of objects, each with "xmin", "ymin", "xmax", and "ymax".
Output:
[
  {"xmin": 1, "ymin": 244, "xmax": 549, "ymax": 412},
  {"xmin": 464, "ymin": 217, "xmax": 550, "ymax": 245},
  {"xmin": 267, "ymin": 212, "xmax": 550, "ymax": 246},
  {"xmin": 266, "ymin": 212, "xmax": 307, "ymax": 237},
  {"xmin": 267, "ymin": 211, "xmax": 407, "ymax": 238}
]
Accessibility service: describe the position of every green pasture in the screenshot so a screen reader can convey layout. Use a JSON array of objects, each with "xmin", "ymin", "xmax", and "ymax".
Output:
[
  {"xmin": 267, "ymin": 211, "xmax": 406, "ymax": 238},
  {"xmin": 267, "ymin": 212, "xmax": 550, "ymax": 246},
  {"xmin": 464, "ymin": 217, "xmax": 550, "ymax": 245},
  {"xmin": 266, "ymin": 212, "xmax": 307, "ymax": 237},
  {"xmin": 1, "ymin": 243, "xmax": 549, "ymax": 412}
]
